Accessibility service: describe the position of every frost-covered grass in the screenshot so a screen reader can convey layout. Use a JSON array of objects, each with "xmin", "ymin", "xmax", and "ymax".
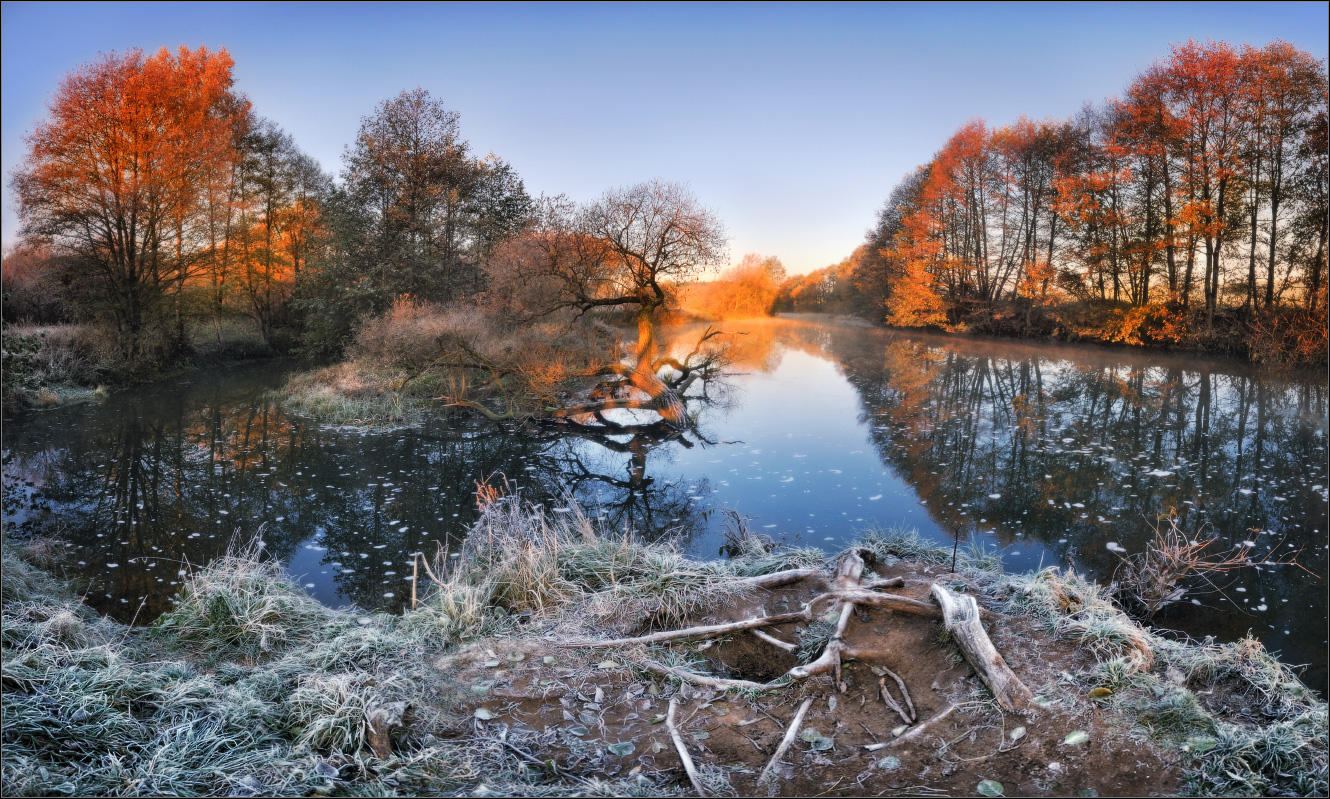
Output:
[
  {"xmin": 853, "ymin": 524, "xmax": 1002, "ymax": 574},
  {"xmin": 0, "ymin": 528, "xmax": 688, "ymax": 797},
  {"xmin": 996, "ymin": 566, "xmax": 1327, "ymax": 797},
  {"xmin": 449, "ymin": 498, "xmax": 754, "ymax": 633},
  {"xmin": 4, "ymin": 505, "xmax": 1324, "ymax": 797},
  {"xmin": 0, "ymin": 499, "xmax": 797, "ymax": 797}
]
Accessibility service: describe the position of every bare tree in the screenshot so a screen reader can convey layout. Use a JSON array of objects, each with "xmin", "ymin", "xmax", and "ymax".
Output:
[{"xmin": 448, "ymin": 180, "xmax": 729, "ymax": 429}]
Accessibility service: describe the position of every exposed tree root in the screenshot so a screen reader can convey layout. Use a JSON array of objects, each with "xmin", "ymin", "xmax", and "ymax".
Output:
[
  {"xmin": 750, "ymin": 628, "xmax": 798, "ymax": 652},
  {"xmin": 737, "ymin": 567, "xmax": 825, "ymax": 589},
  {"xmin": 563, "ymin": 610, "xmax": 809, "ymax": 649},
  {"xmin": 643, "ymin": 659, "xmax": 774, "ymax": 692},
  {"xmin": 667, "ymin": 696, "xmax": 709, "ymax": 797},
  {"xmin": 758, "ymin": 696, "xmax": 815, "ymax": 786},
  {"xmin": 930, "ymin": 584, "xmax": 1033, "ymax": 714}
]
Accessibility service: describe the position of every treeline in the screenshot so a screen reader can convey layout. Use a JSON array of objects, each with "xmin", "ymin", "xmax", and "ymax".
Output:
[
  {"xmin": 5, "ymin": 47, "xmax": 531, "ymax": 373},
  {"xmin": 796, "ymin": 39, "xmax": 1328, "ymax": 364}
]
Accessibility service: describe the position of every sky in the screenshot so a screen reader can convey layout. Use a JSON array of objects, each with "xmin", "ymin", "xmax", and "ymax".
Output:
[{"xmin": 2, "ymin": 2, "xmax": 1327, "ymax": 275}]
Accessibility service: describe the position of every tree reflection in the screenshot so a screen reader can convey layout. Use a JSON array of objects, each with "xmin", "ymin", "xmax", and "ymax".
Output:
[
  {"xmin": 2, "ymin": 359, "xmax": 729, "ymax": 620},
  {"xmin": 793, "ymin": 324, "xmax": 1326, "ymax": 689}
]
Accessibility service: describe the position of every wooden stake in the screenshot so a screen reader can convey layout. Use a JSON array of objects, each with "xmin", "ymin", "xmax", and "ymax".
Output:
[{"xmin": 410, "ymin": 553, "xmax": 419, "ymax": 610}]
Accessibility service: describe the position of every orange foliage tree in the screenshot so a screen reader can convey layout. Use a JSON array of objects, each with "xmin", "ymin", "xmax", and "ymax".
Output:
[
  {"xmin": 14, "ymin": 47, "xmax": 249, "ymax": 364},
  {"xmin": 857, "ymin": 38, "xmax": 1326, "ymax": 361},
  {"xmin": 690, "ymin": 253, "xmax": 786, "ymax": 318}
]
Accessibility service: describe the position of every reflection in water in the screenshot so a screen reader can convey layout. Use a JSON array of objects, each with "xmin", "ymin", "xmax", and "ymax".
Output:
[
  {"xmin": 2, "ymin": 319, "xmax": 1326, "ymax": 692},
  {"xmin": 1, "ymin": 362, "xmax": 715, "ymax": 622}
]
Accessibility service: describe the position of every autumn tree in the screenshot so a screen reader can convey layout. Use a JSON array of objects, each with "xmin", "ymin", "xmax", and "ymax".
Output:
[
  {"xmin": 691, "ymin": 253, "xmax": 786, "ymax": 318},
  {"xmin": 227, "ymin": 119, "xmax": 330, "ymax": 349},
  {"xmin": 14, "ymin": 47, "xmax": 249, "ymax": 365},
  {"xmin": 1290, "ymin": 105, "xmax": 1328, "ymax": 313},
  {"xmin": 1242, "ymin": 41, "xmax": 1327, "ymax": 309},
  {"xmin": 341, "ymin": 88, "xmax": 531, "ymax": 301}
]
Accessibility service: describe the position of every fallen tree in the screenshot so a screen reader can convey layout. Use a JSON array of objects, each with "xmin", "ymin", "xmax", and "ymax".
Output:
[{"xmin": 423, "ymin": 181, "xmax": 731, "ymax": 431}]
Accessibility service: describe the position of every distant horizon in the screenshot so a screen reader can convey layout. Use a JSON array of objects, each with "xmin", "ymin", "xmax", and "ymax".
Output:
[{"xmin": 3, "ymin": 1, "xmax": 1327, "ymax": 274}]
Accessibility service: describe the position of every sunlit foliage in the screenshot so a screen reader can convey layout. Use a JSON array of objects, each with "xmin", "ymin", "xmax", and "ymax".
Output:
[{"xmin": 842, "ymin": 39, "xmax": 1327, "ymax": 364}]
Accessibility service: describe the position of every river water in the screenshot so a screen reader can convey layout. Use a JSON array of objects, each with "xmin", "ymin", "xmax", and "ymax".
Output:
[{"xmin": 3, "ymin": 316, "xmax": 1325, "ymax": 691}]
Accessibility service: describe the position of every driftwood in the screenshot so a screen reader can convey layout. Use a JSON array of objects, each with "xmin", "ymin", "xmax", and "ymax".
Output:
[
  {"xmin": 667, "ymin": 697, "xmax": 709, "ymax": 797},
  {"xmin": 930, "ymin": 584, "xmax": 1033, "ymax": 714},
  {"xmin": 737, "ymin": 567, "xmax": 824, "ymax": 589},
  {"xmin": 757, "ymin": 696, "xmax": 815, "ymax": 785}
]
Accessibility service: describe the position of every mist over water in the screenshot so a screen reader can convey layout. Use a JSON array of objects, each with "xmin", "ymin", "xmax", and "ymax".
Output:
[{"xmin": 4, "ymin": 316, "xmax": 1325, "ymax": 691}]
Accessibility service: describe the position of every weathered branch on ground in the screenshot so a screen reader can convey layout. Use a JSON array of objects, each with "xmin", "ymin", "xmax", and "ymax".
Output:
[
  {"xmin": 881, "ymin": 665, "xmax": 916, "ymax": 722},
  {"xmin": 930, "ymin": 583, "xmax": 1033, "ymax": 714},
  {"xmin": 735, "ymin": 567, "xmax": 825, "ymax": 588},
  {"xmin": 667, "ymin": 696, "xmax": 709, "ymax": 797},
  {"xmin": 643, "ymin": 659, "xmax": 773, "ymax": 692},
  {"xmin": 879, "ymin": 703, "xmax": 958, "ymax": 750},
  {"xmin": 879, "ymin": 676, "xmax": 912, "ymax": 725},
  {"xmin": 758, "ymin": 696, "xmax": 815, "ymax": 786}
]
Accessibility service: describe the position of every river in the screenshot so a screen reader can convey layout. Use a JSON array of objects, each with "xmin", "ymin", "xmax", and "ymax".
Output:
[{"xmin": 3, "ymin": 315, "xmax": 1325, "ymax": 691}]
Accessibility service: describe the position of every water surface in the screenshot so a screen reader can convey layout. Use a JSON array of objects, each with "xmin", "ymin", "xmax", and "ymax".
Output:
[{"xmin": 3, "ymin": 317, "xmax": 1325, "ymax": 690}]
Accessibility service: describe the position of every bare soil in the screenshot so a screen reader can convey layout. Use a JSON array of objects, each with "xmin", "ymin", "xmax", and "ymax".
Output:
[{"xmin": 431, "ymin": 559, "xmax": 1189, "ymax": 796}]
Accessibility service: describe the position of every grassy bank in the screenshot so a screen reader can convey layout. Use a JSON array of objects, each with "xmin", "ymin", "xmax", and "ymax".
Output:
[
  {"xmin": 2, "ymin": 501, "xmax": 1324, "ymax": 797},
  {"xmin": 2, "ymin": 317, "xmax": 276, "ymax": 415}
]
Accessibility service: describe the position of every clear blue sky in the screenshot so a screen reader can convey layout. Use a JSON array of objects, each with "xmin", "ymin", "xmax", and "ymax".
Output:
[{"xmin": 3, "ymin": 1, "xmax": 1326, "ymax": 274}]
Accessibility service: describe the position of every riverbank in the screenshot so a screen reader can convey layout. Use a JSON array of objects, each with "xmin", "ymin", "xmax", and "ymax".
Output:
[
  {"xmin": 3, "ymin": 499, "xmax": 1324, "ymax": 797},
  {"xmin": 776, "ymin": 299, "xmax": 1328, "ymax": 371},
  {"xmin": 1, "ymin": 316, "xmax": 281, "ymax": 416}
]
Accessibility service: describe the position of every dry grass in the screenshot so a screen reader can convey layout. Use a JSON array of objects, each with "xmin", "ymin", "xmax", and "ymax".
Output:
[
  {"xmin": 999, "ymin": 566, "xmax": 1326, "ymax": 796},
  {"xmin": 280, "ymin": 297, "xmax": 618, "ymax": 425},
  {"xmin": 1112, "ymin": 516, "xmax": 1308, "ymax": 620},
  {"xmin": 4, "ymin": 500, "xmax": 1325, "ymax": 797}
]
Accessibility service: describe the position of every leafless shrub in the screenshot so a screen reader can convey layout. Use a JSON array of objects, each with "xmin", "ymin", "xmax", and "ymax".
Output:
[{"xmin": 1112, "ymin": 516, "xmax": 1308, "ymax": 620}]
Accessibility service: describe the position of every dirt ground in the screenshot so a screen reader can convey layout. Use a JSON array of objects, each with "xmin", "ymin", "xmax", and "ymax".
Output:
[{"xmin": 432, "ymin": 558, "xmax": 1188, "ymax": 797}]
